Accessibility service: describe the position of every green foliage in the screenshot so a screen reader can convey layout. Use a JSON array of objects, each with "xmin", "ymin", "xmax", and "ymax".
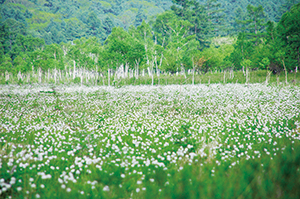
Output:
[
  {"xmin": 104, "ymin": 27, "xmax": 145, "ymax": 68},
  {"xmin": 241, "ymin": 59, "xmax": 252, "ymax": 69},
  {"xmin": 0, "ymin": 0, "xmax": 299, "ymax": 75},
  {"xmin": 201, "ymin": 38, "xmax": 235, "ymax": 71},
  {"xmin": 259, "ymin": 57, "xmax": 270, "ymax": 69},
  {"xmin": 277, "ymin": 2, "xmax": 300, "ymax": 71}
]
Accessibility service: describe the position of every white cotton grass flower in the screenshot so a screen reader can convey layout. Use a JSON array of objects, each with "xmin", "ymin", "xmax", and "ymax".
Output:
[
  {"xmin": 2, "ymin": 84, "xmax": 300, "ymax": 198},
  {"xmin": 103, "ymin": 185, "xmax": 109, "ymax": 191}
]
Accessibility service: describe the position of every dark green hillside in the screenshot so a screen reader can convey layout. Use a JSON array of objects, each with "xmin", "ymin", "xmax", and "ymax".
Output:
[
  {"xmin": 1, "ymin": 0, "xmax": 300, "ymax": 80},
  {"xmin": 1, "ymin": 0, "xmax": 297, "ymax": 44},
  {"xmin": 0, "ymin": 0, "xmax": 172, "ymax": 44}
]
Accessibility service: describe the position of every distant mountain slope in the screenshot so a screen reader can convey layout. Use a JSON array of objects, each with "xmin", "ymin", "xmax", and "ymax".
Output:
[
  {"xmin": 0, "ymin": 0, "xmax": 172, "ymax": 44},
  {"xmin": 0, "ymin": 0, "xmax": 298, "ymax": 45}
]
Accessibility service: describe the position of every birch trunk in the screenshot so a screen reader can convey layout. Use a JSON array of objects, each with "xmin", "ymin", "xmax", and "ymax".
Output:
[
  {"xmin": 32, "ymin": 65, "xmax": 34, "ymax": 80},
  {"xmin": 108, "ymin": 69, "xmax": 110, "ymax": 86},
  {"xmin": 26, "ymin": 73, "xmax": 30, "ymax": 83},
  {"xmin": 282, "ymin": 60, "xmax": 288, "ymax": 84},
  {"xmin": 73, "ymin": 60, "xmax": 76, "ymax": 79},
  {"xmin": 96, "ymin": 66, "xmax": 98, "ymax": 85},
  {"xmin": 5, "ymin": 71, "xmax": 9, "ymax": 82},
  {"xmin": 151, "ymin": 62, "xmax": 154, "ymax": 86},
  {"xmin": 125, "ymin": 63, "xmax": 129, "ymax": 78},
  {"xmin": 135, "ymin": 61, "xmax": 139, "ymax": 79},
  {"xmin": 80, "ymin": 68, "xmax": 83, "ymax": 86},
  {"xmin": 54, "ymin": 68, "xmax": 57, "ymax": 84},
  {"xmin": 192, "ymin": 57, "xmax": 195, "ymax": 85},
  {"xmin": 265, "ymin": 71, "xmax": 271, "ymax": 85},
  {"xmin": 38, "ymin": 67, "xmax": 42, "ymax": 83}
]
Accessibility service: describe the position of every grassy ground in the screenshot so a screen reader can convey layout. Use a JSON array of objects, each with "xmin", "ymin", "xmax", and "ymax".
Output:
[
  {"xmin": 1, "ymin": 70, "xmax": 300, "ymax": 86},
  {"xmin": 114, "ymin": 70, "xmax": 300, "ymax": 86},
  {"xmin": 0, "ymin": 84, "xmax": 300, "ymax": 198}
]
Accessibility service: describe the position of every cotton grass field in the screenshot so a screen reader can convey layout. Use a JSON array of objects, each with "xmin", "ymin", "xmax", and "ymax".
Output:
[{"xmin": 1, "ymin": 84, "xmax": 300, "ymax": 198}]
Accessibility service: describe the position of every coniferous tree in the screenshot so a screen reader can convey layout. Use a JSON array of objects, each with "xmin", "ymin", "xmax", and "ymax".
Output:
[{"xmin": 277, "ymin": 3, "xmax": 300, "ymax": 72}]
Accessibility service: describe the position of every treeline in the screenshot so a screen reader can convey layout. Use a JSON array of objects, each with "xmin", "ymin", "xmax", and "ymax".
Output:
[
  {"xmin": 0, "ymin": 0, "xmax": 296, "ymax": 44},
  {"xmin": 0, "ymin": 0, "xmax": 300, "ymax": 77},
  {"xmin": 0, "ymin": 0, "xmax": 172, "ymax": 44}
]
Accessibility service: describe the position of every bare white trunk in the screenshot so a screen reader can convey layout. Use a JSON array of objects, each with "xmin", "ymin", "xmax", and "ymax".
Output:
[
  {"xmin": 5, "ymin": 71, "xmax": 9, "ymax": 82},
  {"xmin": 125, "ymin": 63, "xmax": 129, "ymax": 78},
  {"xmin": 26, "ymin": 73, "xmax": 30, "ymax": 83},
  {"xmin": 192, "ymin": 57, "xmax": 195, "ymax": 85},
  {"xmin": 266, "ymin": 71, "xmax": 271, "ymax": 85},
  {"xmin": 245, "ymin": 67, "xmax": 248, "ymax": 85},
  {"xmin": 38, "ymin": 68, "xmax": 42, "ymax": 83},
  {"xmin": 151, "ymin": 62, "xmax": 154, "ymax": 86},
  {"xmin": 96, "ymin": 66, "xmax": 98, "ymax": 85},
  {"xmin": 80, "ymin": 68, "xmax": 83, "ymax": 86},
  {"xmin": 32, "ymin": 65, "xmax": 34, "ymax": 78},
  {"xmin": 135, "ymin": 60, "xmax": 140, "ymax": 79},
  {"xmin": 282, "ymin": 60, "xmax": 288, "ymax": 84},
  {"xmin": 108, "ymin": 69, "xmax": 110, "ymax": 86},
  {"xmin": 73, "ymin": 60, "xmax": 76, "ymax": 79},
  {"xmin": 54, "ymin": 68, "xmax": 57, "ymax": 84}
]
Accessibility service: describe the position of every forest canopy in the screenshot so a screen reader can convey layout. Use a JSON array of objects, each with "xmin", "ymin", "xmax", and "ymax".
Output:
[{"xmin": 1, "ymin": 0, "xmax": 300, "ymax": 75}]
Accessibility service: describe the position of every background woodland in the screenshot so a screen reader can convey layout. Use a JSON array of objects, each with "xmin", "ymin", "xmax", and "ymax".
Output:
[{"xmin": 1, "ymin": 0, "xmax": 300, "ymax": 79}]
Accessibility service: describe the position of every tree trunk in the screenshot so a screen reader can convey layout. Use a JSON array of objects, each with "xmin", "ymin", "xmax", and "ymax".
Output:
[
  {"xmin": 297, "ymin": 46, "xmax": 299, "ymax": 73},
  {"xmin": 81, "ymin": 68, "xmax": 83, "ymax": 86},
  {"xmin": 151, "ymin": 62, "xmax": 154, "ymax": 86},
  {"xmin": 54, "ymin": 68, "xmax": 57, "ymax": 84},
  {"xmin": 266, "ymin": 71, "xmax": 271, "ymax": 85},
  {"xmin": 73, "ymin": 60, "xmax": 76, "ymax": 79},
  {"xmin": 96, "ymin": 66, "xmax": 98, "ymax": 85},
  {"xmin": 38, "ymin": 68, "xmax": 42, "ymax": 83},
  {"xmin": 282, "ymin": 59, "xmax": 288, "ymax": 85},
  {"xmin": 5, "ymin": 71, "xmax": 9, "ymax": 82},
  {"xmin": 245, "ymin": 67, "xmax": 249, "ymax": 85},
  {"xmin": 108, "ymin": 69, "xmax": 110, "ymax": 86},
  {"xmin": 192, "ymin": 57, "xmax": 195, "ymax": 85},
  {"xmin": 135, "ymin": 61, "xmax": 139, "ymax": 79}
]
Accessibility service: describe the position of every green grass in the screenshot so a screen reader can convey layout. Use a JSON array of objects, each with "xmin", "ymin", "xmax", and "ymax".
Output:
[
  {"xmin": 0, "ymin": 84, "xmax": 300, "ymax": 198},
  {"xmin": 111, "ymin": 70, "xmax": 300, "ymax": 86}
]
